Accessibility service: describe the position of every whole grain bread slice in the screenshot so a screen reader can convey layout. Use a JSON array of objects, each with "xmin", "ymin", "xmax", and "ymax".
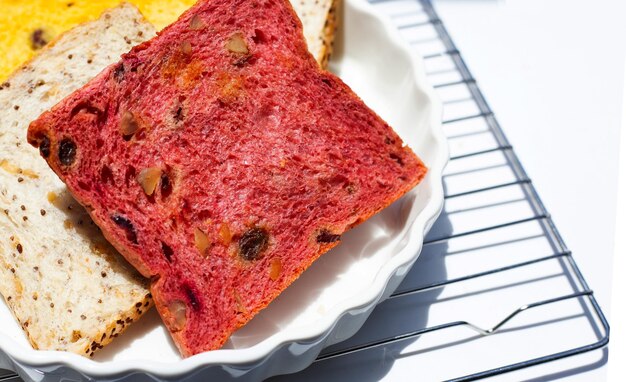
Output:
[{"xmin": 0, "ymin": 3, "xmax": 155, "ymax": 356}]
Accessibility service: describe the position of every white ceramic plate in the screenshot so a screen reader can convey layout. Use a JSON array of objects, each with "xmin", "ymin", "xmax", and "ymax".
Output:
[{"xmin": 0, "ymin": 0, "xmax": 447, "ymax": 380}]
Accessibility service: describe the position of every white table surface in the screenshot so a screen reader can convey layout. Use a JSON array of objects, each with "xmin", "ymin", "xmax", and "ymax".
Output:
[{"xmin": 431, "ymin": 0, "xmax": 624, "ymax": 380}]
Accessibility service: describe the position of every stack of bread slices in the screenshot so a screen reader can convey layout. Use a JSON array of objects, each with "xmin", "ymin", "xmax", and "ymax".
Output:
[{"xmin": 0, "ymin": 0, "xmax": 338, "ymax": 357}]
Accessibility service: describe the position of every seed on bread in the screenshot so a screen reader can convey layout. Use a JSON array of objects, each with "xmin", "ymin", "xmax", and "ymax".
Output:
[
  {"xmin": 0, "ymin": 160, "xmax": 39, "ymax": 179},
  {"xmin": 0, "ymin": 159, "xmax": 21, "ymax": 174}
]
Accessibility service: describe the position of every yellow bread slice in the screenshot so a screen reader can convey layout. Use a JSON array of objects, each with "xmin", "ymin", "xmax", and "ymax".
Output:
[
  {"xmin": 0, "ymin": 3, "xmax": 155, "ymax": 356},
  {"xmin": 0, "ymin": 0, "xmax": 338, "ymax": 80}
]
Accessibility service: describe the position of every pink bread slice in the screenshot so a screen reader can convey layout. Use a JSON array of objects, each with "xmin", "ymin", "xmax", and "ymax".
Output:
[{"xmin": 28, "ymin": 0, "xmax": 427, "ymax": 356}]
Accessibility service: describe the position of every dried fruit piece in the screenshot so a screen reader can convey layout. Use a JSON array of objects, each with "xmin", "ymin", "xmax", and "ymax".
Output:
[
  {"xmin": 233, "ymin": 290, "xmax": 246, "ymax": 313},
  {"xmin": 219, "ymin": 222, "xmax": 231, "ymax": 245},
  {"xmin": 58, "ymin": 138, "xmax": 77, "ymax": 166},
  {"xmin": 269, "ymin": 258, "xmax": 281, "ymax": 281},
  {"xmin": 239, "ymin": 228, "xmax": 269, "ymax": 261},
  {"xmin": 111, "ymin": 215, "xmax": 138, "ymax": 244},
  {"xmin": 181, "ymin": 41, "xmax": 192, "ymax": 55},
  {"xmin": 120, "ymin": 111, "xmax": 139, "ymax": 139},
  {"xmin": 137, "ymin": 167, "xmax": 162, "ymax": 196},
  {"xmin": 39, "ymin": 135, "xmax": 51, "ymax": 158},
  {"xmin": 226, "ymin": 33, "xmax": 248, "ymax": 54},
  {"xmin": 70, "ymin": 102, "xmax": 104, "ymax": 121},
  {"xmin": 189, "ymin": 15, "xmax": 204, "ymax": 30},
  {"xmin": 194, "ymin": 228, "xmax": 210, "ymax": 256},
  {"xmin": 168, "ymin": 300, "xmax": 187, "ymax": 331}
]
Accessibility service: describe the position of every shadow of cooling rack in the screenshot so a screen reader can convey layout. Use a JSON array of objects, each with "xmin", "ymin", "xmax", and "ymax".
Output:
[
  {"xmin": 0, "ymin": 1, "xmax": 610, "ymax": 381},
  {"xmin": 270, "ymin": 0, "xmax": 610, "ymax": 381}
]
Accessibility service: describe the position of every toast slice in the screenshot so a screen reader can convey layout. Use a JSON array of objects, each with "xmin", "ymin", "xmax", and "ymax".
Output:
[
  {"xmin": 0, "ymin": 4, "xmax": 155, "ymax": 356},
  {"xmin": 28, "ymin": 0, "xmax": 426, "ymax": 356},
  {"xmin": 0, "ymin": 0, "xmax": 338, "ymax": 80}
]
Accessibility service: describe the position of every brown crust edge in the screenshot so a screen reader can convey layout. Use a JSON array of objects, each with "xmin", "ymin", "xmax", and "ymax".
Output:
[
  {"xmin": 76, "ymin": 294, "xmax": 153, "ymax": 358},
  {"xmin": 318, "ymin": 0, "xmax": 339, "ymax": 69},
  {"xmin": 4, "ymin": 290, "xmax": 153, "ymax": 357}
]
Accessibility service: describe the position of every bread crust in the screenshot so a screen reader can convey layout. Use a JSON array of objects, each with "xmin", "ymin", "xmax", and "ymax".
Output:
[{"xmin": 318, "ymin": 0, "xmax": 339, "ymax": 69}]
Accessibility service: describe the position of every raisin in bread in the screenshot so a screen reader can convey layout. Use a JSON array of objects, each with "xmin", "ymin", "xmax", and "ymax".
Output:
[
  {"xmin": 28, "ymin": 0, "xmax": 426, "ymax": 356},
  {"xmin": 0, "ymin": 0, "xmax": 336, "ymax": 80},
  {"xmin": 0, "ymin": 4, "xmax": 155, "ymax": 356}
]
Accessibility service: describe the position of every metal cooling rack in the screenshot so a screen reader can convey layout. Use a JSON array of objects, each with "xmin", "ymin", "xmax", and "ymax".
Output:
[
  {"xmin": 0, "ymin": 1, "xmax": 610, "ymax": 381},
  {"xmin": 274, "ymin": 0, "xmax": 611, "ymax": 381}
]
